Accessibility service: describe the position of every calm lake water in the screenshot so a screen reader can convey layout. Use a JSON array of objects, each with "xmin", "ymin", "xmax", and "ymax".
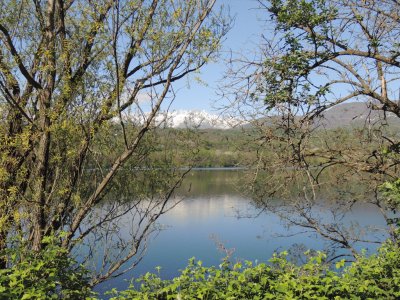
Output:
[{"xmin": 95, "ymin": 169, "xmax": 388, "ymax": 296}]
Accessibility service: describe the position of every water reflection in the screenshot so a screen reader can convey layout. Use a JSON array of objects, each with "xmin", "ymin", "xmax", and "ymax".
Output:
[{"xmin": 95, "ymin": 169, "xmax": 389, "ymax": 296}]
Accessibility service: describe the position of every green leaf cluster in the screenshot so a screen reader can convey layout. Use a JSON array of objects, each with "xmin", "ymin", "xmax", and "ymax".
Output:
[
  {"xmin": 269, "ymin": 0, "xmax": 336, "ymax": 29},
  {"xmin": 381, "ymin": 179, "xmax": 400, "ymax": 211},
  {"xmin": 107, "ymin": 241, "xmax": 400, "ymax": 299},
  {"xmin": 0, "ymin": 235, "xmax": 94, "ymax": 299}
]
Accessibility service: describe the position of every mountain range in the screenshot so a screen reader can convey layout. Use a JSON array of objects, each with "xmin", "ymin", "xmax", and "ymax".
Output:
[
  {"xmin": 317, "ymin": 102, "xmax": 400, "ymax": 129},
  {"xmin": 153, "ymin": 110, "xmax": 246, "ymax": 129},
  {"xmin": 145, "ymin": 102, "xmax": 400, "ymax": 130}
]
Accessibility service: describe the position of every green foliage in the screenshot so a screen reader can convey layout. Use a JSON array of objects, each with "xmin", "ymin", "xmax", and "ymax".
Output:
[
  {"xmin": 258, "ymin": 0, "xmax": 338, "ymax": 108},
  {"xmin": 107, "ymin": 241, "xmax": 400, "ymax": 300},
  {"xmin": 0, "ymin": 235, "xmax": 94, "ymax": 300},
  {"xmin": 380, "ymin": 178, "xmax": 400, "ymax": 239},
  {"xmin": 132, "ymin": 127, "xmax": 258, "ymax": 168},
  {"xmin": 270, "ymin": 0, "xmax": 336, "ymax": 29},
  {"xmin": 381, "ymin": 179, "xmax": 400, "ymax": 211},
  {"xmin": 0, "ymin": 0, "xmax": 229, "ymax": 283}
]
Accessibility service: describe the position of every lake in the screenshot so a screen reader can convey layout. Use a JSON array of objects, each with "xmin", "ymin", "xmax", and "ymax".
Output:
[{"xmin": 94, "ymin": 169, "xmax": 389, "ymax": 296}]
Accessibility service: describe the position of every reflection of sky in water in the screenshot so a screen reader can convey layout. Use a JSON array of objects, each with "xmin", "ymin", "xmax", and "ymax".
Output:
[
  {"xmin": 95, "ymin": 170, "xmax": 389, "ymax": 296},
  {"xmin": 165, "ymin": 195, "xmax": 249, "ymax": 221}
]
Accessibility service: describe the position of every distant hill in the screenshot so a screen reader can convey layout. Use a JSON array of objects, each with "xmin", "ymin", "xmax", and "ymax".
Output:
[
  {"xmin": 317, "ymin": 102, "xmax": 400, "ymax": 129},
  {"xmin": 138, "ymin": 103, "xmax": 400, "ymax": 131},
  {"xmin": 240, "ymin": 102, "xmax": 400, "ymax": 130}
]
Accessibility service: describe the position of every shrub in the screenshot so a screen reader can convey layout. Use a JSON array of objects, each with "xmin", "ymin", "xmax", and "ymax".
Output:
[
  {"xmin": 108, "ymin": 241, "xmax": 400, "ymax": 300},
  {"xmin": 0, "ymin": 234, "xmax": 95, "ymax": 299}
]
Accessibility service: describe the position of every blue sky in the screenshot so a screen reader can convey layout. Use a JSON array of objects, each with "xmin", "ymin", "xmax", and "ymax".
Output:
[{"xmin": 169, "ymin": 0, "xmax": 265, "ymax": 112}]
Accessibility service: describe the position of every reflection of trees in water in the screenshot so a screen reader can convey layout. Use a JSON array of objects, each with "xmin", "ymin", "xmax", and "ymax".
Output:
[
  {"xmin": 176, "ymin": 170, "xmax": 243, "ymax": 197},
  {"xmin": 99, "ymin": 168, "xmax": 392, "ymax": 263},
  {"xmin": 77, "ymin": 167, "xmax": 189, "ymax": 284},
  {"xmin": 243, "ymin": 167, "xmax": 393, "ymax": 261}
]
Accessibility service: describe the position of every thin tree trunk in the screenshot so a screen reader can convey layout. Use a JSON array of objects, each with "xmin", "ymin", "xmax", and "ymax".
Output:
[{"xmin": 32, "ymin": 0, "xmax": 56, "ymax": 251}]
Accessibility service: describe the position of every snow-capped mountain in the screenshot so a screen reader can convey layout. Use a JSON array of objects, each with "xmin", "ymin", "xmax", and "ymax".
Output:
[{"xmin": 154, "ymin": 110, "xmax": 245, "ymax": 129}]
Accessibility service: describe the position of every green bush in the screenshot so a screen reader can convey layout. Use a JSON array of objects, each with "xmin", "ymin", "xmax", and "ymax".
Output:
[
  {"xmin": 108, "ymin": 241, "xmax": 400, "ymax": 300},
  {"xmin": 0, "ymin": 234, "xmax": 95, "ymax": 300},
  {"xmin": 1, "ymin": 235, "xmax": 399, "ymax": 299}
]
